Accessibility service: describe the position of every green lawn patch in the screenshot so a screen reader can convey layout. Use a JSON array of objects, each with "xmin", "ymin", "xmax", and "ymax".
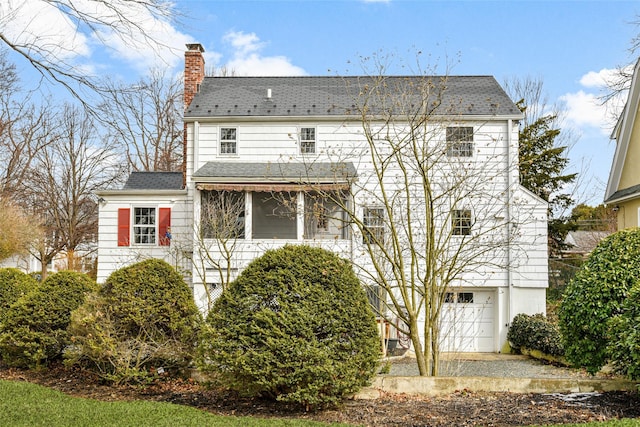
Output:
[
  {"xmin": 0, "ymin": 380, "xmax": 351, "ymax": 427},
  {"xmin": 535, "ymin": 420, "xmax": 640, "ymax": 427}
]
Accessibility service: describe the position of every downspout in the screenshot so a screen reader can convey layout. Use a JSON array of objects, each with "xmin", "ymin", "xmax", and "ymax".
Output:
[{"xmin": 506, "ymin": 118, "xmax": 514, "ymax": 348}]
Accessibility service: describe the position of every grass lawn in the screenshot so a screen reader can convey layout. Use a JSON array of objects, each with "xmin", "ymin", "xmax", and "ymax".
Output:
[
  {"xmin": 535, "ymin": 421, "xmax": 640, "ymax": 426},
  {"xmin": 0, "ymin": 380, "xmax": 351, "ymax": 427}
]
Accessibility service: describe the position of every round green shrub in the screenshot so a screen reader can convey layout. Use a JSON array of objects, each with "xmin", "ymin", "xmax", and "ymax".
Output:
[
  {"xmin": 607, "ymin": 280, "xmax": 640, "ymax": 380},
  {"xmin": 558, "ymin": 228, "xmax": 640, "ymax": 374},
  {"xmin": 65, "ymin": 259, "xmax": 202, "ymax": 384},
  {"xmin": 198, "ymin": 245, "xmax": 381, "ymax": 408},
  {"xmin": 0, "ymin": 268, "xmax": 38, "ymax": 316},
  {"xmin": 507, "ymin": 313, "xmax": 564, "ymax": 356},
  {"xmin": 0, "ymin": 271, "xmax": 97, "ymax": 368}
]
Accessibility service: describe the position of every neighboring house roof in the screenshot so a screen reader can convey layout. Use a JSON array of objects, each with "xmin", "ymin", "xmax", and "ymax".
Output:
[
  {"xmin": 604, "ymin": 182, "xmax": 640, "ymax": 204},
  {"xmin": 185, "ymin": 76, "xmax": 522, "ymax": 119},
  {"xmin": 605, "ymin": 57, "xmax": 640, "ymax": 203},
  {"xmin": 563, "ymin": 230, "xmax": 611, "ymax": 256},
  {"xmin": 123, "ymin": 172, "xmax": 184, "ymax": 190}
]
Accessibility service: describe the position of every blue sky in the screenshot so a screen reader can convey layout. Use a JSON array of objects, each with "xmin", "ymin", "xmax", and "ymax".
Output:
[{"xmin": 4, "ymin": 0, "xmax": 640, "ymax": 204}]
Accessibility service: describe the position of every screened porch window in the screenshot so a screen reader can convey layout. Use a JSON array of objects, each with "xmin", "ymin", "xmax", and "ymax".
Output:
[
  {"xmin": 201, "ymin": 190, "xmax": 245, "ymax": 239},
  {"xmin": 304, "ymin": 192, "xmax": 348, "ymax": 239},
  {"xmin": 252, "ymin": 192, "xmax": 297, "ymax": 239}
]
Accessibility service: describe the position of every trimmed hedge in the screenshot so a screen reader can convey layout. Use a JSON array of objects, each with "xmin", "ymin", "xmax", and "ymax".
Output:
[
  {"xmin": 65, "ymin": 259, "xmax": 202, "ymax": 384},
  {"xmin": 558, "ymin": 228, "xmax": 640, "ymax": 374},
  {"xmin": 198, "ymin": 245, "xmax": 381, "ymax": 408},
  {"xmin": 607, "ymin": 280, "xmax": 640, "ymax": 380},
  {"xmin": 0, "ymin": 271, "xmax": 97, "ymax": 368},
  {"xmin": 507, "ymin": 313, "xmax": 564, "ymax": 357},
  {"xmin": 0, "ymin": 268, "xmax": 38, "ymax": 317}
]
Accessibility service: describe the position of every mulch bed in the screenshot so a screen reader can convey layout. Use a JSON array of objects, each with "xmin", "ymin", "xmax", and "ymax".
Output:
[{"xmin": 1, "ymin": 362, "xmax": 639, "ymax": 426}]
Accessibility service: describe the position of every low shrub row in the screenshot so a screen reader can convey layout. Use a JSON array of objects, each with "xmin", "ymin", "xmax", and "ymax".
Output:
[
  {"xmin": 0, "ymin": 245, "xmax": 381, "ymax": 408},
  {"xmin": 507, "ymin": 313, "xmax": 564, "ymax": 357}
]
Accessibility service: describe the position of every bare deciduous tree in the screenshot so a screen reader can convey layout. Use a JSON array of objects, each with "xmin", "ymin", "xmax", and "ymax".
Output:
[
  {"xmin": 193, "ymin": 189, "xmax": 246, "ymax": 309},
  {"xmin": 27, "ymin": 105, "xmax": 121, "ymax": 278},
  {"xmin": 99, "ymin": 69, "xmax": 183, "ymax": 172},
  {"xmin": 291, "ymin": 74, "xmax": 533, "ymax": 376},
  {"xmin": 0, "ymin": 0, "xmax": 178, "ymax": 104},
  {"xmin": 0, "ymin": 51, "xmax": 55, "ymax": 200}
]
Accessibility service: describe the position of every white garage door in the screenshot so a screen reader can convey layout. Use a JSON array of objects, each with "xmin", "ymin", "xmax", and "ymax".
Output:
[{"xmin": 439, "ymin": 290, "xmax": 494, "ymax": 352}]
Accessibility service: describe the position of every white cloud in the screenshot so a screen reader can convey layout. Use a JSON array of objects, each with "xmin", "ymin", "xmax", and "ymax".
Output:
[
  {"xmin": 559, "ymin": 90, "xmax": 607, "ymax": 132},
  {"xmin": 559, "ymin": 68, "xmax": 627, "ymax": 136},
  {"xmin": 0, "ymin": 0, "xmax": 91, "ymax": 61},
  {"xmin": 220, "ymin": 31, "xmax": 306, "ymax": 76},
  {"xmin": 0, "ymin": 0, "xmax": 193, "ymax": 76}
]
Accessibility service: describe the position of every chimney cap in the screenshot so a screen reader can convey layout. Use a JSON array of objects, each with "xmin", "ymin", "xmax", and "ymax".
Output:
[{"xmin": 186, "ymin": 43, "xmax": 205, "ymax": 53}]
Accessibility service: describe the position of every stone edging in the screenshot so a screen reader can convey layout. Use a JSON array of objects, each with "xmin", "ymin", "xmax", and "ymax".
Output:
[{"xmin": 355, "ymin": 376, "xmax": 639, "ymax": 399}]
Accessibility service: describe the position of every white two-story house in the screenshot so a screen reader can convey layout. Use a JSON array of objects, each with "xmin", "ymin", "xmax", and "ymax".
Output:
[{"xmin": 96, "ymin": 44, "xmax": 548, "ymax": 353}]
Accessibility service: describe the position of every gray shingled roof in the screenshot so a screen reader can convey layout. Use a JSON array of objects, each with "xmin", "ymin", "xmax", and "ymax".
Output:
[
  {"xmin": 604, "ymin": 182, "xmax": 640, "ymax": 203},
  {"xmin": 123, "ymin": 172, "xmax": 184, "ymax": 190},
  {"xmin": 185, "ymin": 76, "xmax": 521, "ymax": 119},
  {"xmin": 193, "ymin": 162, "xmax": 356, "ymax": 181}
]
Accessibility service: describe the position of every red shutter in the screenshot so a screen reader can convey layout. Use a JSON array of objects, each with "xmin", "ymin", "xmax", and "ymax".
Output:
[
  {"xmin": 159, "ymin": 207, "xmax": 171, "ymax": 246},
  {"xmin": 117, "ymin": 208, "xmax": 130, "ymax": 246}
]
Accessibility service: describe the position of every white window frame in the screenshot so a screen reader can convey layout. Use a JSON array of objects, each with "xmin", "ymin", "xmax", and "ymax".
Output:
[
  {"xmin": 300, "ymin": 127, "xmax": 316, "ymax": 155},
  {"xmin": 133, "ymin": 206, "xmax": 157, "ymax": 245},
  {"xmin": 363, "ymin": 207, "xmax": 385, "ymax": 244},
  {"xmin": 446, "ymin": 126, "xmax": 474, "ymax": 157},
  {"xmin": 452, "ymin": 209, "xmax": 472, "ymax": 236},
  {"xmin": 220, "ymin": 127, "xmax": 237, "ymax": 155}
]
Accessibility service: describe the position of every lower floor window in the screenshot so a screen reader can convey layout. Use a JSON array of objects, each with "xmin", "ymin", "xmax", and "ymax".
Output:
[
  {"xmin": 134, "ymin": 207, "xmax": 156, "ymax": 244},
  {"xmin": 252, "ymin": 192, "xmax": 297, "ymax": 239},
  {"xmin": 445, "ymin": 292, "xmax": 474, "ymax": 303},
  {"xmin": 452, "ymin": 209, "xmax": 472, "ymax": 236}
]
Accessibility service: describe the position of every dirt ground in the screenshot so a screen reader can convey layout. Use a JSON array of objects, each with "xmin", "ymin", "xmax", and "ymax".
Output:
[{"xmin": 1, "ymin": 362, "xmax": 640, "ymax": 427}]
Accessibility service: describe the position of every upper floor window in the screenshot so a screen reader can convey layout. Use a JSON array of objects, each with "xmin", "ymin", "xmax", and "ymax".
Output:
[
  {"xmin": 300, "ymin": 127, "xmax": 316, "ymax": 154},
  {"xmin": 446, "ymin": 126, "xmax": 474, "ymax": 157},
  {"xmin": 363, "ymin": 207, "xmax": 385, "ymax": 244},
  {"xmin": 452, "ymin": 209, "xmax": 472, "ymax": 236},
  {"xmin": 220, "ymin": 127, "xmax": 237, "ymax": 155}
]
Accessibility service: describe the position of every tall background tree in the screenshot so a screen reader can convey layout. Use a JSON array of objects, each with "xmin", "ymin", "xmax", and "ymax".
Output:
[
  {"xmin": 99, "ymin": 69, "xmax": 183, "ymax": 172},
  {"xmin": 26, "ymin": 105, "xmax": 121, "ymax": 278},
  {"xmin": 503, "ymin": 77, "xmax": 578, "ymax": 256}
]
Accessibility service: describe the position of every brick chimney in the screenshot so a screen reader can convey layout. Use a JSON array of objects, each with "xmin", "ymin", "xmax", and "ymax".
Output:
[
  {"xmin": 184, "ymin": 43, "xmax": 205, "ymax": 110},
  {"xmin": 183, "ymin": 43, "xmax": 205, "ymax": 188}
]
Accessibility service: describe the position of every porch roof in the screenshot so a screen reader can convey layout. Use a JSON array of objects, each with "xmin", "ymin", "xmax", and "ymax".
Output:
[{"xmin": 192, "ymin": 161, "xmax": 356, "ymax": 183}]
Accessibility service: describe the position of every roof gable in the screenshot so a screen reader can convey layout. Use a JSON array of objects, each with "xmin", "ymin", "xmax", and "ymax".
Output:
[
  {"xmin": 606, "ymin": 58, "xmax": 640, "ymax": 202},
  {"xmin": 185, "ymin": 76, "xmax": 522, "ymax": 119}
]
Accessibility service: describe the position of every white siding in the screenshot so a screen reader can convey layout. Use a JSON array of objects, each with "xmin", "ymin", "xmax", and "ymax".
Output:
[
  {"xmin": 98, "ymin": 112, "xmax": 548, "ymax": 353},
  {"xmin": 96, "ymin": 193, "xmax": 191, "ymax": 284}
]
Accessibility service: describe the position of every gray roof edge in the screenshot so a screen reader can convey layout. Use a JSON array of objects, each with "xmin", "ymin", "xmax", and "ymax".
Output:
[
  {"xmin": 604, "ymin": 182, "xmax": 640, "ymax": 204},
  {"xmin": 192, "ymin": 161, "xmax": 357, "ymax": 181}
]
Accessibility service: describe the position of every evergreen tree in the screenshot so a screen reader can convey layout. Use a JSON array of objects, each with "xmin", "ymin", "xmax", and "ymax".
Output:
[{"xmin": 517, "ymin": 101, "xmax": 577, "ymax": 255}]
